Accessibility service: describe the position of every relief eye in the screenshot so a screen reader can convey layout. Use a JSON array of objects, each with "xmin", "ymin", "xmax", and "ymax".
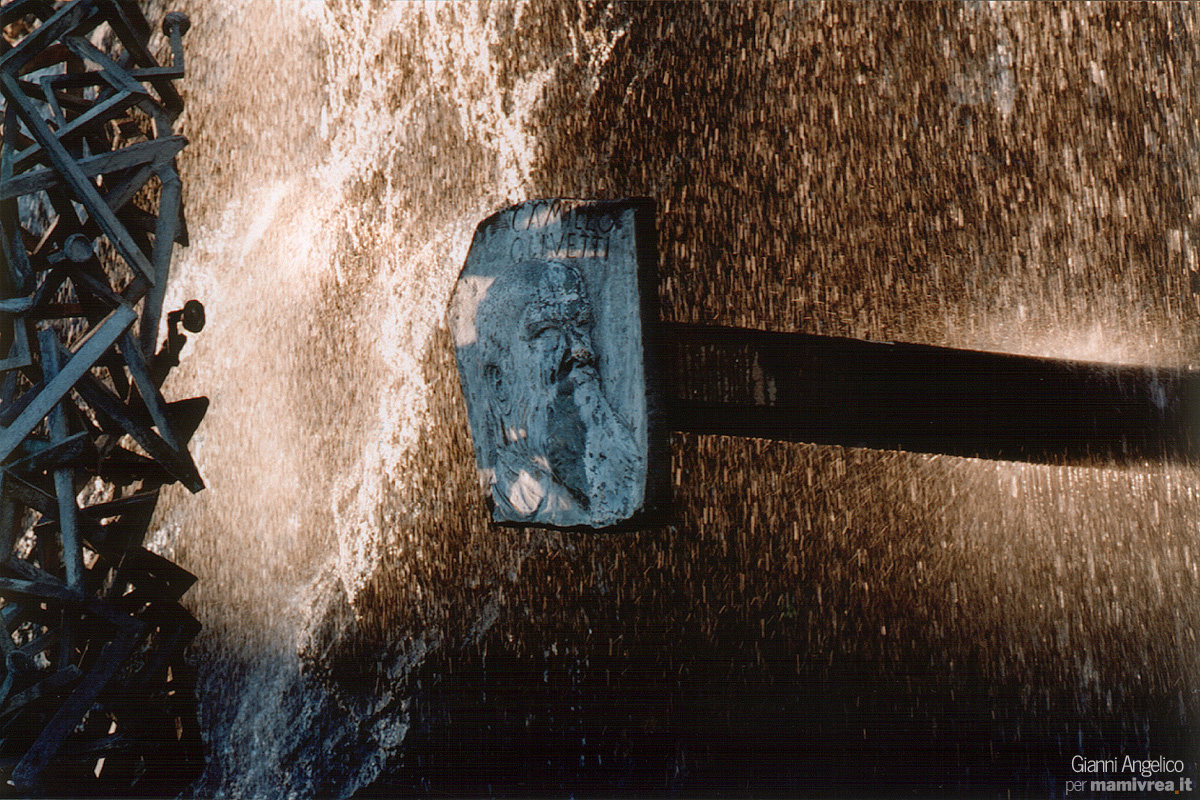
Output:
[{"xmin": 531, "ymin": 324, "xmax": 560, "ymax": 341}]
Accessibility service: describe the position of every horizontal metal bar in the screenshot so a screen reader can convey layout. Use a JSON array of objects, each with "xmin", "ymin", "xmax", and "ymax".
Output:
[
  {"xmin": 4, "ymin": 431, "xmax": 89, "ymax": 473},
  {"xmin": 658, "ymin": 322, "xmax": 1199, "ymax": 466},
  {"xmin": 43, "ymin": 65, "xmax": 184, "ymax": 88},
  {"xmin": 0, "ymin": 574, "xmax": 134, "ymax": 626},
  {"xmin": 0, "ymin": 135, "xmax": 186, "ymax": 200},
  {"xmin": 78, "ymin": 488, "xmax": 157, "ymax": 521}
]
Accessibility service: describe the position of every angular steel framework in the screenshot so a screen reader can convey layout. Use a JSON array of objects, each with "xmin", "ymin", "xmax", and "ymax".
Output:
[{"xmin": 0, "ymin": 0, "xmax": 205, "ymax": 794}]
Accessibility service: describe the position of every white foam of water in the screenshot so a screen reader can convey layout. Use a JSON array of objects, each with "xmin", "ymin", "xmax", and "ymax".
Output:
[
  {"xmin": 153, "ymin": 3, "xmax": 574, "ymax": 795},
  {"xmin": 300, "ymin": 0, "xmax": 560, "ymax": 602}
]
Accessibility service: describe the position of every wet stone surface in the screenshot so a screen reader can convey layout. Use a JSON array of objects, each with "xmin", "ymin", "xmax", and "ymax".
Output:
[{"xmin": 451, "ymin": 200, "xmax": 653, "ymax": 529}]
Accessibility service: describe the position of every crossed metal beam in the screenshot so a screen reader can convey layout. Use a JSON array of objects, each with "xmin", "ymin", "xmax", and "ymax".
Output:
[{"xmin": 0, "ymin": 1, "xmax": 207, "ymax": 794}]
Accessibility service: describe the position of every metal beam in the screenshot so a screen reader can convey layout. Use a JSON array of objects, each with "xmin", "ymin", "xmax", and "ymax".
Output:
[
  {"xmin": 0, "ymin": 135, "xmax": 187, "ymax": 200},
  {"xmin": 0, "ymin": 72, "xmax": 155, "ymax": 282},
  {"xmin": 0, "ymin": 303, "xmax": 135, "ymax": 464},
  {"xmin": 659, "ymin": 322, "xmax": 1199, "ymax": 466}
]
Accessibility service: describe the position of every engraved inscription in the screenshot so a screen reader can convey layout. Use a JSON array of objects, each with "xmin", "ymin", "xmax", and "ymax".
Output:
[
  {"xmin": 507, "ymin": 202, "xmax": 614, "ymax": 262},
  {"xmin": 509, "ymin": 229, "xmax": 609, "ymax": 262}
]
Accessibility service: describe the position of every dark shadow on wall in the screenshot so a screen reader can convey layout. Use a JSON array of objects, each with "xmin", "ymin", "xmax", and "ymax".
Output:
[
  {"xmin": 354, "ymin": 572, "xmax": 1195, "ymax": 798},
  {"xmin": 334, "ymin": 331, "xmax": 1199, "ymax": 798}
]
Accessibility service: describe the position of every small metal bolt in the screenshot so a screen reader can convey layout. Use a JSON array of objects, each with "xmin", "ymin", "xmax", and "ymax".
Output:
[
  {"xmin": 180, "ymin": 299, "xmax": 205, "ymax": 333},
  {"xmin": 162, "ymin": 11, "xmax": 191, "ymax": 37},
  {"xmin": 61, "ymin": 233, "xmax": 92, "ymax": 263}
]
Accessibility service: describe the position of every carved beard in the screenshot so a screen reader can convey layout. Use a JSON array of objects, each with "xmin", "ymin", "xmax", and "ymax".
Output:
[
  {"xmin": 545, "ymin": 372, "xmax": 592, "ymax": 508},
  {"xmin": 493, "ymin": 364, "xmax": 642, "ymax": 525},
  {"xmin": 489, "ymin": 371, "xmax": 558, "ymax": 519},
  {"xmin": 566, "ymin": 366, "xmax": 643, "ymax": 522}
]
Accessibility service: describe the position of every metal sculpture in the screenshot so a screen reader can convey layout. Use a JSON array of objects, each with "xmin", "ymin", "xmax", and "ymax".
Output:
[{"xmin": 0, "ymin": 0, "xmax": 206, "ymax": 794}]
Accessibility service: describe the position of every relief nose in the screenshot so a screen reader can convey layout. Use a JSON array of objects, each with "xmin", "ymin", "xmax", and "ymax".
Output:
[
  {"xmin": 554, "ymin": 331, "xmax": 596, "ymax": 383},
  {"xmin": 566, "ymin": 327, "xmax": 594, "ymax": 365}
]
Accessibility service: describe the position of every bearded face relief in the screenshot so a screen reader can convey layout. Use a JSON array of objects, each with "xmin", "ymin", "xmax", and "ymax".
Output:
[
  {"xmin": 518, "ymin": 264, "xmax": 599, "ymax": 509},
  {"xmin": 452, "ymin": 200, "xmax": 655, "ymax": 529},
  {"xmin": 475, "ymin": 260, "xmax": 643, "ymax": 526}
]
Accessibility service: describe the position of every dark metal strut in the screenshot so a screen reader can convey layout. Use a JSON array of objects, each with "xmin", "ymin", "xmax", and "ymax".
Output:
[{"xmin": 658, "ymin": 322, "xmax": 1199, "ymax": 466}]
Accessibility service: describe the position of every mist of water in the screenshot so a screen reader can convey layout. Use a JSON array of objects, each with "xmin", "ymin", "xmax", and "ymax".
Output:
[{"xmin": 133, "ymin": 2, "xmax": 1199, "ymax": 796}]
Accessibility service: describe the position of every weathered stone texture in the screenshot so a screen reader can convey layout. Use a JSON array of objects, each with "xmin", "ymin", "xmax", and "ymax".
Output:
[{"xmin": 452, "ymin": 199, "xmax": 650, "ymax": 528}]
